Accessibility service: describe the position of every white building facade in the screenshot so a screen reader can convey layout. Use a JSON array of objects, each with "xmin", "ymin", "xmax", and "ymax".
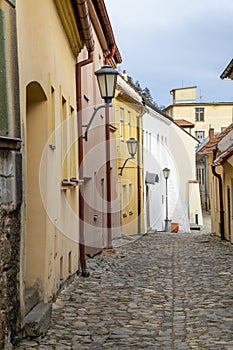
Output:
[{"xmin": 143, "ymin": 105, "xmax": 202, "ymax": 233}]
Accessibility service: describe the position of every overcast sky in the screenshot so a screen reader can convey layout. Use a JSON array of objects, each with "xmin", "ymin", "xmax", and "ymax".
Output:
[{"xmin": 105, "ymin": 0, "xmax": 233, "ymax": 107}]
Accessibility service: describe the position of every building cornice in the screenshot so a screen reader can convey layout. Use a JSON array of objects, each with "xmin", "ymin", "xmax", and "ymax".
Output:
[
  {"xmin": 54, "ymin": 0, "xmax": 84, "ymax": 56},
  {"xmin": 89, "ymin": 0, "xmax": 122, "ymax": 65},
  {"xmin": 164, "ymin": 101, "xmax": 233, "ymax": 111},
  {"xmin": 220, "ymin": 59, "xmax": 233, "ymax": 80}
]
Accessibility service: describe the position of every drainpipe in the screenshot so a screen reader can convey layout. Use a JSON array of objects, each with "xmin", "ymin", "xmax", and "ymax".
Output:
[
  {"xmin": 76, "ymin": 51, "xmax": 93, "ymax": 277},
  {"xmin": 211, "ymin": 148, "xmax": 225, "ymax": 240},
  {"xmin": 104, "ymin": 44, "xmax": 115, "ymax": 65},
  {"xmin": 137, "ymin": 115, "xmax": 141, "ymax": 234},
  {"xmin": 104, "ymin": 46, "xmax": 115, "ymax": 248},
  {"xmin": 75, "ymin": 0, "xmax": 95, "ymax": 276}
]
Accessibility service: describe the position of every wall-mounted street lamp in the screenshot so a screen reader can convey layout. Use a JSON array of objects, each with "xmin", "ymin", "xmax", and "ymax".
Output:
[
  {"xmin": 119, "ymin": 138, "xmax": 138, "ymax": 176},
  {"xmin": 163, "ymin": 167, "xmax": 170, "ymax": 232},
  {"xmin": 95, "ymin": 65, "xmax": 118, "ymax": 104},
  {"xmin": 77, "ymin": 63, "xmax": 118, "ymax": 276},
  {"xmin": 83, "ymin": 65, "xmax": 118, "ymax": 141}
]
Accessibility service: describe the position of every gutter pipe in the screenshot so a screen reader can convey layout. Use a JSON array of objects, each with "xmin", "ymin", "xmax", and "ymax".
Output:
[
  {"xmin": 137, "ymin": 116, "xmax": 141, "ymax": 234},
  {"xmin": 76, "ymin": 0, "xmax": 94, "ymax": 276},
  {"xmin": 211, "ymin": 148, "xmax": 225, "ymax": 240},
  {"xmin": 104, "ymin": 44, "xmax": 115, "ymax": 65}
]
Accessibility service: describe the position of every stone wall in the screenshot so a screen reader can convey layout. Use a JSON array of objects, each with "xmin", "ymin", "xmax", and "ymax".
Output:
[
  {"xmin": 0, "ymin": 149, "xmax": 22, "ymax": 349},
  {"xmin": 0, "ymin": 0, "xmax": 22, "ymax": 346}
]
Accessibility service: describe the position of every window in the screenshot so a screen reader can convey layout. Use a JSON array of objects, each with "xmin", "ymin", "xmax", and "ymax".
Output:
[
  {"xmin": 49, "ymin": 86, "xmax": 56, "ymax": 145},
  {"xmin": 127, "ymin": 111, "xmax": 131, "ymax": 137},
  {"xmin": 129, "ymin": 183, "xmax": 132, "ymax": 202},
  {"xmin": 148, "ymin": 133, "xmax": 151, "ymax": 152},
  {"xmin": 68, "ymin": 251, "xmax": 72, "ymax": 274},
  {"xmin": 195, "ymin": 107, "xmax": 204, "ymax": 121},
  {"xmin": 119, "ymin": 108, "xmax": 124, "ymax": 140},
  {"xmin": 197, "ymin": 168, "xmax": 201, "ymax": 183},
  {"xmin": 201, "ymin": 168, "xmax": 205, "ymax": 185},
  {"xmin": 60, "ymin": 256, "xmax": 63, "ymax": 280},
  {"xmin": 195, "ymin": 130, "xmax": 205, "ymax": 140},
  {"xmin": 61, "ymin": 96, "xmax": 68, "ymax": 180},
  {"xmin": 70, "ymin": 106, "xmax": 76, "ymax": 178},
  {"xmin": 122, "ymin": 184, "xmax": 127, "ymax": 211}
]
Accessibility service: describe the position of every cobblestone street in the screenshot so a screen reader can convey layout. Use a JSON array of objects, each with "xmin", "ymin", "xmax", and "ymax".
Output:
[{"xmin": 17, "ymin": 229, "xmax": 233, "ymax": 350}]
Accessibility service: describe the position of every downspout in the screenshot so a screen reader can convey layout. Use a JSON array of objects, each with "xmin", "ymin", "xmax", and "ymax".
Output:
[
  {"xmin": 104, "ymin": 44, "xmax": 115, "ymax": 65},
  {"xmin": 104, "ymin": 45, "xmax": 115, "ymax": 248},
  {"xmin": 75, "ymin": 0, "xmax": 95, "ymax": 276},
  {"xmin": 137, "ymin": 115, "xmax": 141, "ymax": 234},
  {"xmin": 211, "ymin": 148, "xmax": 225, "ymax": 240},
  {"xmin": 76, "ymin": 51, "xmax": 93, "ymax": 277}
]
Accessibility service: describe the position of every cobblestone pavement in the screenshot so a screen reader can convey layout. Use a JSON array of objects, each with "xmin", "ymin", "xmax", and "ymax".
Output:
[{"xmin": 17, "ymin": 229, "xmax": 233, "ymax": 349}]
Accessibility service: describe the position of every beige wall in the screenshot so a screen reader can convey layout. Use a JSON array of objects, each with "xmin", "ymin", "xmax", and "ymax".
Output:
[
  {"xmin": 172, "ymin": 86, "xmax": 196, "ymax": 103},
  {"xmin": 169, "ymin": 123, "xmax": 203, "ymax": 226},
  {"xmin": 165, "ymin": 103, "xmax": 233, "ymax": 140},
  {"xmin": 17, "ymin": 0, "xmax": 80, "ymax": 301},
  {"xmin": 169, "ymin": 124, "xmax": 196, "ymax": 200}
]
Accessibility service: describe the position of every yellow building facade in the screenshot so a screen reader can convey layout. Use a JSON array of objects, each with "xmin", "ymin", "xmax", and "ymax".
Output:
[
  {"xmin": 164, "ymin": 86, "xmax": 233, "ymax": 142},
  {"xmin": 113, "ymin": 75, "xmax": 144, "ymax": 235},
  {"xmin": 17, "ymin": 0, "xmax": 85, "ymax": 303},
  {"xmin": 197, "ymin": 125, "xmax": 233, "ymax": 241},
  {"xmin": 17, "ymin": 0, "xmax": 122, "ymax": 315},
  {"xmin": 212, "ymin": 130, "xmax": 233, "ymax": 242}
]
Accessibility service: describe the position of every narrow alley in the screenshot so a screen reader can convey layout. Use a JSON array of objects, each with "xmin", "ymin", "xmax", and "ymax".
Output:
[{"xmin": 17, "ymin": 228, "xmax": 233, "ymax": 350}]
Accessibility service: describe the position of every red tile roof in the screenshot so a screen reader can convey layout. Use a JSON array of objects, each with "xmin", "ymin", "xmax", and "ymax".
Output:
[
  {"xmin": 175, "ymin": 119, "xmax": 195, "ymax": 128},
  {"xmin": 197, "ymin": 123, "xmax": 233, "ymax": 155},
  {"xmin": 214, "ymin": 146, "xmax": 233, "ymax": 165}
]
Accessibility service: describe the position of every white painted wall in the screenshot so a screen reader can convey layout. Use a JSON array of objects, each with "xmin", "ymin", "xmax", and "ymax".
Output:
[
  {"xmin": 143, "ymin": 106, "xmax": 201, "ymax": 233},
  {"xmin": 143, "ymin": 107, "xmax": 171, "ymax": 232}
]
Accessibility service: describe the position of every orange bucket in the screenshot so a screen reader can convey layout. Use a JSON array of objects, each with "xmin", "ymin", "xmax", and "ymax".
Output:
[{"xmin": 171, "ymin": 222, "xmax": 179, "ymax": 233}]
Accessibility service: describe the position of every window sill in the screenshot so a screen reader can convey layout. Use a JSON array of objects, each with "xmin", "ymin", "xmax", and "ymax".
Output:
[{"xmin": 61, "ymin": 178, "xmax": 84, "ymax": 190}]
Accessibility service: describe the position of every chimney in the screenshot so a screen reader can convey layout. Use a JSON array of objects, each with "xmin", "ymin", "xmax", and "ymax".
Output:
[
  {"xmin": 209, "ymin": 128, "xmax": 214, "ymax": 142},
  {"xmin": 122, "ymin": 69, "xmax": 128, "ymax": 81}
]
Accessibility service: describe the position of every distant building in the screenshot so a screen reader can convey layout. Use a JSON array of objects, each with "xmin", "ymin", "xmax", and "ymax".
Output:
[
  {"xmin": 163, "ymin": 86, "xmax": 233, "ymax": 142},
  {"xmin": 213, "ymin": 126, "xmax": 233, "ymax": 242},
  {"xmin": 113, "ymin": 74, "xmax": 144, "ymax": 235},
  {"xmin": 196, "ymin": 124, "xmax": 233, "ymax": 240},
  {"xmin": 143, "ymin": 104, "xmax": 202, "ymax": 233}
]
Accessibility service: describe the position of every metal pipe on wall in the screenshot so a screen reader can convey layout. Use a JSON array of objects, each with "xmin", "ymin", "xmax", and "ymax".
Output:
[
  {"xmin": 212, "ymin": 148, "xmax": 225, "ymax": 240},
  {"xmin": 137, "ymin": 115, "xmax": 141, "ymax": 235},
  {"xmin": 76, "ymin": 51, "xmax": 93, "ymax": 276}
]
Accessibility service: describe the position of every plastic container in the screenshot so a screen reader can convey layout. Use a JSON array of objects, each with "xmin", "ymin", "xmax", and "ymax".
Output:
[{"xmin": 171, "ymin": 222, "xmax": 179, "ymax": 233}]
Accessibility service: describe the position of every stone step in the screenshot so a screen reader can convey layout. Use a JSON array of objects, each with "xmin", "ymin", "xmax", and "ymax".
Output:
[
  {"xmin": 24, "ymin": 302, "xmax": 52, "ymax": 337},
  {"xmin": 24, "ymin": 288, "xmax": 39, "ymax": 316},
  {"xmin": 190, "ymin": 223, "xmax": 201, "ymax": 230}
]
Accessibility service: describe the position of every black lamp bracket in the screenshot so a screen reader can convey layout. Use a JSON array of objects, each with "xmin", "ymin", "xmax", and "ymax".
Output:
[
  {"xmin": 82, "ymin": 103, "xmax": 112, "ymax": 141},
  {"xmin": 118, "ymin": 156, "xmax": 135, "ymax": 176}
]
